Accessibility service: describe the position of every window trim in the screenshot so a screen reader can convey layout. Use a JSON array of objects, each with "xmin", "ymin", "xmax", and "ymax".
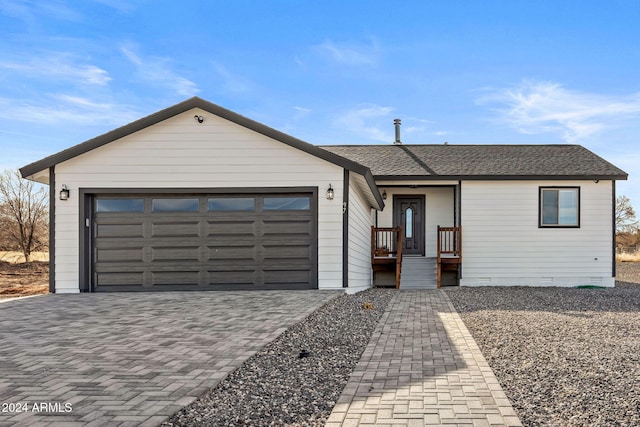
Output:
[{"xmin": 538, "ymin": 186, "xmax": 581, "ymax": 228}]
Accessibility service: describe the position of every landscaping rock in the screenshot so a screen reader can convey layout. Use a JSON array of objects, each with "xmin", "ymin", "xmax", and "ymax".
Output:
[
  {"xmin": 446, "ymin": 269, "xmax": 640, "ymax": 427},
  {"xmin": 163, "ymin": 288, "xmax": 394, "ymax": 426}
]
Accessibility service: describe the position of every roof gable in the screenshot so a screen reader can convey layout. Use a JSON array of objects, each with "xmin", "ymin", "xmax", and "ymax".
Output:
[
  {"xmin": 19, "ymin": 97, "xmax": 384, "ymax": 208},
  {"xmin": 21, "ymin": 97, "xmax": 365, "ymax": 178}
]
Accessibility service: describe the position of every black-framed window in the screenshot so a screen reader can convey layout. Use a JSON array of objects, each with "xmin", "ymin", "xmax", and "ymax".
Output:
[
  {"xmin": 539, "ymin": 187, "xmax": 580, "ymax": 227},
  {"xmin": 96, "ymin": 198, "xmax": 144, "ymax": 212},
  {"xmin": 263, "ymin": 196, "xmax": 310, "ymax": 210},
  {"xmin": 208, "ymin": 197, "xmax": 255, "ymax": 211},
  {"xmin": 152, "ymin": 198, "xmax": 199, "ymax": 212}
]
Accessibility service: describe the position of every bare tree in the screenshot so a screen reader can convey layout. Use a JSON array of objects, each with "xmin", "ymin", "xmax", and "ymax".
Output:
[
  {"xmin": 0, "ymin": 169, "xmax": 48, "ymax": 262},
  {"xmin": 615, "ymin": 195, "xmax": 638, "ymax": 234}
]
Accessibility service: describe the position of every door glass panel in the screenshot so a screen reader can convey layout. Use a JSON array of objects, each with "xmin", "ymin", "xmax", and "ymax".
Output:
[
  {"xmin": 405, "ymin": 207, "xmax": 413, "ymax": 238},
  {"xmin": 208, "ymin": 197, "xmax": 255, "ymax": 211},
  {"xmin": 96, "ymin": 198, "xmax": 144, "ymax": 212},
  {"xmin": 152, "ymin": 198, "xmax": 199, "ymax": 212},
  {"xmin": 263, "ymin": 196, "xmax": 310, "ymax": 210}
]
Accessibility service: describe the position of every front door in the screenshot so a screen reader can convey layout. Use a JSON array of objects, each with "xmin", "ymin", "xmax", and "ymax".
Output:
[{"xmin": 393, "ymin": 196, "xmax": 425, "ymax": 256}]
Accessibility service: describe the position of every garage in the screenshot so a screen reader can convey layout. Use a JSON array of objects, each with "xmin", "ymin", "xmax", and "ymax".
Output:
[{"xmin": 89, "ymin": 191, "xmax": 317, "ymax": 291}]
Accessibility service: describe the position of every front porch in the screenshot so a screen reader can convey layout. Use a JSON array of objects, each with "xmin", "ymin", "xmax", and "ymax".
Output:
[{"xmin": 371, "ymin": 226, "xmax": 461, "ymax": 289}]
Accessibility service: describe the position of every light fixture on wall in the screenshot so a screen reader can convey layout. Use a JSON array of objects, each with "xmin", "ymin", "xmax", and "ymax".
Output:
[
  {"xmin": 194, "ymin": 115, "xmax": 204, "ymax": 123},
  {"xmin": 382, "ymin": 190, "xmax": 387, "ymax": 200},
  {"xmin": 59, "ymin": 185, "xmax": 70, "ymax": 200},
  {"xmin": 326, "ymin": 184, "xmax": 334, "ymax": 200}
]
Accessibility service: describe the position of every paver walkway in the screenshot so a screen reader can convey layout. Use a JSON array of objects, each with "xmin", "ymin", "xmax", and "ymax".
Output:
[
  {"xmin": 327, "ymin": 290, "xmax": 523, "ymax": 427},
  {"xmin": 0, "ymin": 291, "xmax": 337, "ymax": 426}
]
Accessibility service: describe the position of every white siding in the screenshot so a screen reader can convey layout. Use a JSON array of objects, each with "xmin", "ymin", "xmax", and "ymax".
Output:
[
  {"xmin": 376, "ymin": 186, "xmax": 455, "ymax": 257},
  {"xmin": 348, "ymin": 176, "xmax": 375, "ymax": 292},
  {"xmin": 460, "ymin": 180, "xmax": 615, "ymax": 287},
  {"xmin": 53, "ymin": 108, "xmax": 346, "ymax": 292}
]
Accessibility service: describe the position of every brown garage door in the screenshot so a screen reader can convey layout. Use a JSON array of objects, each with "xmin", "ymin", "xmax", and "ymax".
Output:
[{"xmin": 91, "ymin": 193, "xmax": 317, "ymax": 291}]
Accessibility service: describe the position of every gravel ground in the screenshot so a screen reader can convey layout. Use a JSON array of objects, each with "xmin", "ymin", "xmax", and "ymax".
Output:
[
  {"xmin": 446, "ymin": 263, "xmax": 640, "ymax": 427},
  {"xmin": 164, "ymin": 288, "xmax": 394, "ymax": 427}
]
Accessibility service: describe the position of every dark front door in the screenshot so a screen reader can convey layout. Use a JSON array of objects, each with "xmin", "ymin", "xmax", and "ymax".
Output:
[{"xmin": 393, "ymin": 196, "xmax": 425, "ymax": 256}]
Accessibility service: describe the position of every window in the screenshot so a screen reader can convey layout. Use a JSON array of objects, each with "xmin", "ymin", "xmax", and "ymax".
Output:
[
  {"xmin": 539, "ymin": 187, "xmax": 579, "ymax": 227},
  {"xmin": 96, "ymin": 198, "xmax": 144, "ymax": 212},
  {"xmin": 263, "ymin": 196, "xmax": 310, "ymax": 210},
  {"xmin": 152, "ymin": 198, "xmax": 199, "ymax": 212},
  {"xmin": 208, "ymin": 197, "xmax": 255, "ymax": 211}
]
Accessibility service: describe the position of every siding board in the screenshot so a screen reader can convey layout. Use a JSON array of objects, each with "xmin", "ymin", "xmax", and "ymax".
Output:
[
  {"xmin": 460, "ymin": 180, "xmax": 615, "ymax": 287},
  {"xmin": 348, "ymin": 176, "xmax": 375, "ymax": 290}
]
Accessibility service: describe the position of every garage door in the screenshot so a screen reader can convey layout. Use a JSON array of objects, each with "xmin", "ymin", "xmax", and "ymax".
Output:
[{"xmin": 91, "ymin": 193, "xmax": 317, "ymax": 291}]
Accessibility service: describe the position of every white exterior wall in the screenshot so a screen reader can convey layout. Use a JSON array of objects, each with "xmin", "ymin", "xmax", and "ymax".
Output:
[
  {"xmin": 53, "ymin": 108, "xmax": 346, "ymax": 292},
  {"xmin": 347, "ymin": 175, "xmax": 375, "ymax": 292},
  {"xmin": 460, "ymin": 180, "xmax": 615, "ymax": 287},
  {"xmin": 376, "ymin": 186, "xmax": 455, "ymax": 257}
]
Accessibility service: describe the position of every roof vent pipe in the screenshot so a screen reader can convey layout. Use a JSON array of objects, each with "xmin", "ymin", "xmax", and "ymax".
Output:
[{"xmin": 393, "ymin": 119, "xmax": 402, "ymax": 144}]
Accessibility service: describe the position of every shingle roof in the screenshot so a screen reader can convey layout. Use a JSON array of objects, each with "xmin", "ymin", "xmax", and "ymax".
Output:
[{"xmin": 321, "ymin": 144, "xmax": 628, "ymax": 180}]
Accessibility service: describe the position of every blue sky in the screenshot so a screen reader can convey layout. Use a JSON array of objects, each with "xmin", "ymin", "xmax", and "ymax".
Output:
[{"xmin": 1, "ymin": 0, "xmax": 639, "ymax": 209}]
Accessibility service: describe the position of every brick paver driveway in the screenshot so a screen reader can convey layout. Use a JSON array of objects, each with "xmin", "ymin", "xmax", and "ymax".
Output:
[{"xmin": 0, "ymin": 291, "xmax": 337, "ymax": 426}]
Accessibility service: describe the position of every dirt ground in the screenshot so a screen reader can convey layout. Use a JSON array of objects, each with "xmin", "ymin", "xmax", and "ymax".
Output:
[
  {"xmin": 0, "ymin": 261, "xmax": 49, "ymax": 299},
  {"xmin": 616, "ymin": 261, "xmax": 640, "ymax": 286}
]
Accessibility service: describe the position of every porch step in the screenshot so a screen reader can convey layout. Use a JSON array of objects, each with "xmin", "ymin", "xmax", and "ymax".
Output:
[{"xmin": 400, "ymin": 257, "xmax": 437, "ymax": 289}]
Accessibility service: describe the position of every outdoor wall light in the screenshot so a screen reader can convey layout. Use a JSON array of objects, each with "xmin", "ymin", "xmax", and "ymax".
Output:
[
  {"xmin": 194, "ymin": 114, "xmax": 204, "ymax": 123},
  {"xmin": 59, "ymin": 185, "xmax": 70, "ymax": 201},
  {"xmin": 382, "ymin": 190, "xmax": 387, "ymax": 200},
  {"xmin": 326, "ymin": 184, "xmax": 334, "ymax": 200}
]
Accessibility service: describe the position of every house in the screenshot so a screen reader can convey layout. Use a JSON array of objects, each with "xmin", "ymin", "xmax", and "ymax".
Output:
[{"xmin": 20, "ymin": 97, "xmax": 628, "ymax": 293}]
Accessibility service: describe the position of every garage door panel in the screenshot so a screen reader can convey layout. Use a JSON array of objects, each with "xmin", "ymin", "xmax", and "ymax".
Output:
[
  {"xmin": 152, "ymin": 222, "xmax": 200, "ymax": 237},
  {"xmin": 207, "ymin": 271, "xmax": 256, "ymax": 285},
  {"xmin": 96, "ymin": 248, "xmax": 144, "ymax": 263},
  {"xmin": 263, "ymin": 245, "xmax": 310, "ymax": 259},
  {"xmin": 205, "ymin": 259, "xmax": 258, "ymax": 270},
  {"xmin": 207, "ymin": 236, "xmax": 262, "ymax": 246},
  {"xmin": 151, "ymin": 246, "xmax": 200, "ymax": 262},
  {"xmin": 208, "ymin": 246, "xmax": 256, "ymax": 259},
  {"xmin": 207, "ymin": 221, "xmax": 255, "ymax": 235},
  {"xmin": 151, "ymin": 271, "xmax": 200, "ymax": 286},
  {"xmin": 93, "ymin": 192, "xmax": 316, "ymax": 291},
  {"xmin": 96, "ymin": 272, "xmax": 144, "ymax": 286},
  {"xmin": 263, "ymin": 260, "xmax": 312, "ymax": 271},
  {"xmin": 263, "ymin": 270, "xmax": 312, "ymax": 285},
  {"xmin": 96, "ymin": 223, "xmax": 144, "ymax": 238}
]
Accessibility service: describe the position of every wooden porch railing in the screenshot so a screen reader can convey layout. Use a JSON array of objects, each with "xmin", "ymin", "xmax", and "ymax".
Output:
[
  {"xmin": 371, "ymin": 227, "xmax": 403, "ymax": 288},
  {"xmin": 437, "ymin": 226, "xmax": 461, "ymax": 288}
]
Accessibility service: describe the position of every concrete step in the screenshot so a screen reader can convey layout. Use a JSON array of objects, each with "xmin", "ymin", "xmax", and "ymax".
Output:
[{"xmin": 400, "ymin": 257, "xmax": 438, "ymax": 289}]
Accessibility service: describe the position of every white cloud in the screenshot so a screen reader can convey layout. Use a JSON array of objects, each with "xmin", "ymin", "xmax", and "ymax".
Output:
[
  {"xmin": 210, "ymin": 62, "xmax": 252, "ymax": 94},
  {"xmin": 313, "ymin": 39, "xmax": 380, "ymax": 66},
  {"xmin": 293, "ymin": 106, "xmax": 311, "ymax": 120},
  {"xmin": 120, "ymin": 46, "xmax": 199, "ymax": 97},
  {"xmin": 0, "ymin": 0, "xmax": 82, "ymax": 25},
  {"xmin": 335, "ymin": 104, "xmax": 395, "ymax": 142},
  {"xmin": 477, "ymin": 80, "xmax": 640, "ymax": 142},
  {"xmin": 90, "ymin": 0, "xmax": 138, "ymax": 13},
  {"xmin": 0, "ymin": 54, "xmax": 111, "ymax": 86},
  {"xmin": 0, "ymin": 94, "xmax": 140, "ymax": 126}
]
